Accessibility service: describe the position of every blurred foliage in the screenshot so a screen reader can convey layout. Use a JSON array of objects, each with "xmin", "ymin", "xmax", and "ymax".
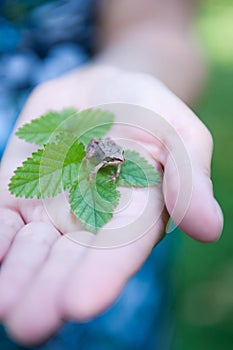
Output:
[
  {"xmin": 197, "ymin": 3, "xmax": 233, "ymax": 65},
  {"xmin": 175, "ymin": 1, "xmax": 233, "ymax": 350}
]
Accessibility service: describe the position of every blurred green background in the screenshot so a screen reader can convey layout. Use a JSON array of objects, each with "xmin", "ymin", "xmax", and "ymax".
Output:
[{"xmin": 175, "ymin": 1, "xmax": 233, "ymax": 349}]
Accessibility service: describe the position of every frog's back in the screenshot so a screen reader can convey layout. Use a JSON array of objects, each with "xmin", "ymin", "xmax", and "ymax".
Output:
[
  {"xmin": 94, "ymin": 143, "xmax": 106, "ymax": 161},
  {"xmin": 98, "ymin": 138, "xmax": 119, "ymax": 157}
]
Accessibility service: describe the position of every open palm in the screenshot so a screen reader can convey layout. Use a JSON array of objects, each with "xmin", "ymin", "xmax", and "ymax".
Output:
[{"xmin": 0, "ymin": 65, "xmax": 223, "ymax": 344}]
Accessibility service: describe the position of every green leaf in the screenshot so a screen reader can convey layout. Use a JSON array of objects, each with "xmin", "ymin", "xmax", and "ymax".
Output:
[
  {"xmin": 117, "ymin": 150, "xmax": 161, "ymax": 187},
  {"xmin": 16, "ymin": 108, "xmax": 78, "ymax": 145},
  {"xmin": 70, "ymin": 163, "xmax": 120, "ymax": 233},
  {"xmin": 16, "ymin": 108, "xmax": 114, "ymax": 146},
  {"xmin": 60, "ymin": 134, "xmax": 86, "ymax": 189},
  {"xmin": 65, "ymin": 108, "xmax": 114, "ymax": 145},
  {"xmin": 9, "ymin": 137, "xmax": 85, "ymax": 198}
]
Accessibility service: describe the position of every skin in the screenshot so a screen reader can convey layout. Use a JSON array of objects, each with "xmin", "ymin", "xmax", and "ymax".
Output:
[{"xmin": 0, "ymin": 0, "xmax": 223, "ymax": 345}]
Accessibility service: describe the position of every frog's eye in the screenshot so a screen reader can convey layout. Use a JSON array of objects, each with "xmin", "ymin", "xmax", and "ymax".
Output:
[{"xmin": 105, "ymin": 157, "xmax": 113, "ymax": 162}]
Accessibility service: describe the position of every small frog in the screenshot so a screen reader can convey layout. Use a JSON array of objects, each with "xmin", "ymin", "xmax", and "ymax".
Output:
[{"xmin": 85, "ymin": 137, "xmax": 125, "ymax": 181}]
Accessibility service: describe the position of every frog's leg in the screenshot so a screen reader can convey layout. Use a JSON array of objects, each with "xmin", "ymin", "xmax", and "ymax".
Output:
[
  {"xmin": 112, "ymin": 164, "xmax": 121, "ymax": 181},
  {"xmin": 89, "ymin": 162, "xmax": 121, "ymax": 182},
  {"xmin": 105, "ymin": 163, "xmax": 121, "ymax": 182},
  {"xmin": 88, "ymin": 161, "xmax": 105, "ymax": 182}
]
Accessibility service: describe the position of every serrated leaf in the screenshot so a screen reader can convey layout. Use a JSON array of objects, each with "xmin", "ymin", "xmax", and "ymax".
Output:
[
  {"xmin": 16, "ymin": 108, "xmax": 78, "ymax": 145},
  {"xmin": 70, "ymin": 163, "xmax": 120, "ymax": 233},
  {"xmin": 117, "ymin": 150, "xmax": 161, "ymax": 187},
  {"xmin": 16, "ymin": 108, "xmax": 114, "ymax": 146},
  {"xmin": 64, "ymin": 108, "xmax": 114, "ymax": 145},
  {"xmin": 61, "ymin": 134, "xmax": 86, "ymax": 189},
  {"xmin": 9, "ymin": 137, "xmax": 85, "ymax": 198}
]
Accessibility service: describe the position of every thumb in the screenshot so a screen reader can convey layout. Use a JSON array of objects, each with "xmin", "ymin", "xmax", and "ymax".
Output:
[{"xmin": 106, "ymin": 101, "xmax": 223, "ymax": 242}]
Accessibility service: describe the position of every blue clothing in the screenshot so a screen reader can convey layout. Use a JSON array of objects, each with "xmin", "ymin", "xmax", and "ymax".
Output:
[
  {"xmin": 0, "ymin": 0, "xmax": 95, "ymax": 157},
  {"xmin": 0, "ymin": 1, "xmax": 176, "ymax": 349}
]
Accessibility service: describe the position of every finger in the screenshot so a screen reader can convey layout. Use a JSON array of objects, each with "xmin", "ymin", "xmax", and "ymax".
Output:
[
  {"xmin": 155, "ymin": 101, "xmax": 223, "ymax": 241},
  {"xmin": 0, "ymin": 222, "xmax": 59, "ymax": 319},
  {"xmin": 63, "ymin": 186, "xmax": 166, "ymax": 321},
  {"xmin": 0, "ymin": 208, "xmax": 24, "ymax": 261},
  {"xmin": 0, "ymin": 145, "xmax": 35, "ymax": 261},
  {"xmin": 105, "ymin": 99, "xmax": 223, "ymax": 242},
  {"xmin": 4, "ymin": 235, "xmax": 87, "ymax": 345},
  {"xmin": 154, "ymin": 98, "xmax": 224, "ymax": 241},
  {"xmin": 163, "ymin": 141, "xmax": 223, "ymax": 241}
]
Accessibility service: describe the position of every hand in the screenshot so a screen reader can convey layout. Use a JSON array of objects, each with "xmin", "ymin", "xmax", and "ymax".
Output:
[{"xmin": 0, "ymin": 65, "xmax": 223, "ymax": 344}]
